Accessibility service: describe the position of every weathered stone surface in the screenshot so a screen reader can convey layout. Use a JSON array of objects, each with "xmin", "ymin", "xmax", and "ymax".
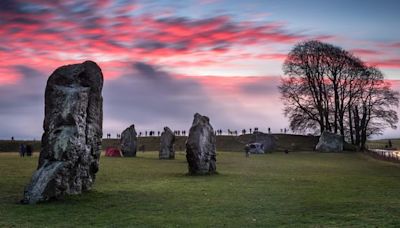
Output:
[
  {"xmin": 245, "ymin": 142, "xmax": 265, "ymax": 154},
  {"xmin": 186, "ymin": 113, "xmax": 216, "ymax": 175},
  {"xmin": 316, "ymin": 131, "xmax": 343, "ymax": 152},
  {"xmin": 159, "ymin": 127, "xmax": 175, "ymax": 159},
  {"xmin": 22, "ymin": 61, "xmax": 103, "ymax": 204},
  {"xmin": 120, "ymin": 125, "xmax": 137, "ymax": 157}
]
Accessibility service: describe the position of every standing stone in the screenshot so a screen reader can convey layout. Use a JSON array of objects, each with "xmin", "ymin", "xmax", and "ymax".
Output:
[
  {"xmin": 120, "ymin": 125, "xmax": 137, "ymax": 157},
  {"xmin": 21, "ymin": 61, "xmax": 103, "ymax": 204},
  {"xmin": 186, "ymin": 113, "xmax": 217, "ymax": 175},
  {"xmin": 315, "ymin": 131, "xmax": 344, "ymax": 152},
  {"xmin": 159, "ymin": 127, "xmax": 175, "ymax": 159}
]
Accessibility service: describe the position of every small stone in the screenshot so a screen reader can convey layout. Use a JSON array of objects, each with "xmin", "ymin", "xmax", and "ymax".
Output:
[
  {"xmin": 315, "ymin": 131, "xmax": 344, "ymax": 152},
  {"xmin": 245, "ymin": 142, "xmax": 265, "ymax": 154},
  {"xmin": 251, "ymin": 132, "xmax": 276, "ymax": 153}
]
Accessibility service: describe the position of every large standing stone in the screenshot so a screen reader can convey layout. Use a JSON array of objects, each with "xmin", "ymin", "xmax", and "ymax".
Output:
[
  {"xmin": 315, "ymin": 131, "xmax": 343, "ymax": 152},
  {"xmin": 120, "ymin": 125, "xmax": 137, "ymax": 157},
  {"xmin": 159, "ymin": 127, "xmax": 175, "ymax": 159},
  {"xmin": 21, "ymin": 61, "xmax": 103, "ymax": 204},
  {"xmin": 186, "ymin": 113, "xmax": 217, "ymax": 175}
]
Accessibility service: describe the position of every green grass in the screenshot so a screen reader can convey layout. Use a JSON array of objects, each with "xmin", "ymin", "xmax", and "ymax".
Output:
[{"xmin": 1, "ymin": 151, "xmax": 400, "ymax": 227}]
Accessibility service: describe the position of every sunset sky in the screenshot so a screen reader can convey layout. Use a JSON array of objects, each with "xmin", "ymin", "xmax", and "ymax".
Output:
[{"xmin": 0, "ymin": 0, "xmax": 399, "ymax": 139}]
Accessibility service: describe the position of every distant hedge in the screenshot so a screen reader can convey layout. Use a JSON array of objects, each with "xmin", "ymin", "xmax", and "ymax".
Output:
[{"xmin": 0, "ymin": 140, "xmax": 41, "ymax": 153}]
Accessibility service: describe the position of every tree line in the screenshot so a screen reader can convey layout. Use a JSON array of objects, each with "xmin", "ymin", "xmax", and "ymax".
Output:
[{"xmin": 280, "ymin": 40, "xmax": 399, "ymax": 150}]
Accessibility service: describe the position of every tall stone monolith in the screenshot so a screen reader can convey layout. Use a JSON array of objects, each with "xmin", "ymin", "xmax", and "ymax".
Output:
[
  {"xmin": 21, "ymin": 61, "xmax": 103, "ymax": 204},
  {"xmin": 159, "ymin": 127, "xmax": 175, "ymax": 159},
  {"xmin": 120, "ymin": 125, "xmax": 137, "ymax": 157},
  {"xmin": 186, "ymin": 113, "xmax": 217, "ymax": 175}
]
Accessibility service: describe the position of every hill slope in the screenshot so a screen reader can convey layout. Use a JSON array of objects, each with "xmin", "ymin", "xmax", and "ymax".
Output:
[{"xmin": 0, "ymin": 134, "xmax": 318, "ymax": 153}]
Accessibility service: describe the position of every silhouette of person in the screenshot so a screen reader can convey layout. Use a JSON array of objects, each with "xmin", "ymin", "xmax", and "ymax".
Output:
[
  {"xmin": 245, "ymin": 145, "xmax": 250, "ymax": 158},
  {"xmin": 19, "ymin": 144, "xmax": 26, "ymax": 157}
]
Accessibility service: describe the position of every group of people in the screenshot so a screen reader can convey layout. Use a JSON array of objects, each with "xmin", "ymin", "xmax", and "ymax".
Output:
[
  {"xmin": 106, "ymin": 127, "xmax": 289, "ymax": 139},
  {"xmin": 173, "ymin": 130, "xmax": 186, "ymax": 136},
  {"xmin": 19, "ymin": 144, "xmax": 33, "ymax": 157},
  {"xmin": 138, "ymin": 131, "xmax": 158, "ymax": 137},
  {"xmin": 106, "ymin": 130, "xmax": 189, "ymax": 138}
]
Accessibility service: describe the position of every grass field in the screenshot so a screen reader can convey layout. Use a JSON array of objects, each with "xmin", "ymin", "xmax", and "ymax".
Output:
[{"xmin": 1, "ymin": 151, "xmax": 400, "ymax": 227}]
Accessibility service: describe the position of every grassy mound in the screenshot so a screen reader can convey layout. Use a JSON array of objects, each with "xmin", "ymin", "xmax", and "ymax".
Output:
[
  {"xmin": 1, "ymin": 151, "xmax": 400, "ymax": 227},
  {"xmin": 0, "ymin": 134, "xmax": 319, "ymax": 153}
]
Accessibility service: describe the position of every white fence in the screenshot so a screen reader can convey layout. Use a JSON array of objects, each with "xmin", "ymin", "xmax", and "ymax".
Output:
[{"xmin": 368, "ymin": 149, "xmax": 400, "ymax": 162}]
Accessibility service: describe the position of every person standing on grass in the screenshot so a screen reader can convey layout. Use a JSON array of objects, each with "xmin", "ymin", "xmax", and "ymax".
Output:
[
  {"xmin": 19, "ymin": 144, "xmax": 26, "ymax": 157},
  {"xmin": 245, "ymin": 145, "xmax": 250, "ymax": 158}
]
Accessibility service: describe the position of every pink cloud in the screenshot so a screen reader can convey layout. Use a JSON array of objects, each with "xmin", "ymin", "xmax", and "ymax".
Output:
[
  {"xmin": 351, "ymin": 48, "xmax": 382, "ymax": 57},
  {"xmin": 367, "ymin": 59, "xmax": 400, "ymax": 69},
  {"xmin": 2, "ymin": 0, "xmax": 398, "ymax": 88},
  {"xmin": 256, "ymin": 53, "xmax": 287, "ymax": 61}
]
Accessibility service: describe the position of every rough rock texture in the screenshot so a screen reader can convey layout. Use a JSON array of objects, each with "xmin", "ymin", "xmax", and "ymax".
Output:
[
  {"xmin": 316, "ymin": 131, "xmax": 343, "ymax": 152},
  {"xmin": 248, "ymin": 132, "xmax": 276, "ymax": 153},
  {"xmin": 245, "ymin": 143, "xmax": 265, "ymax": 154},
  {"xmin": 22, "ymin": 61, "xmax": 103, "ymax": 204},
  {"xmin": 186, "ymin": 113, "xmax": 217, "ymax": 175},
  {"xmin": 120, "ymin": 125, "xmax": 137, "ymax": 157},
  {"xmin": 159, "ymin": 127, "xmax": 175, "ymax": 159}
]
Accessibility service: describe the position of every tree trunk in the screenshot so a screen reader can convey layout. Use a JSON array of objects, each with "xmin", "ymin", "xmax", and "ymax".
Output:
[
  {"xmin": 348, "ymin": 106, "xmax": 354, "ymax": 145},
  {"xmin": 360, "ymin": 105, "xmax": 368, "ymax": 150},
  {"xmin": 353, "ymin": 107, "xmax": 361, "ymax": 148},
  {"xmin": 333, "ymin": 82, "xmax": 339, "ymax": 134}
]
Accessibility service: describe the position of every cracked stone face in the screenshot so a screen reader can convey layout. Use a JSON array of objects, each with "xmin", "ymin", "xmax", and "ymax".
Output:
[
  {"xmin": 21, "ymin": 61, "xmax": 103, "ymax": 204},
  {"xmin": 186, "ymin": 113, "xmax": 217, "ymax": 175}
]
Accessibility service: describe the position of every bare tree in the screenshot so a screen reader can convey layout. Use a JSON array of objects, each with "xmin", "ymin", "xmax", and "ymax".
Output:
[
  {"xmin": 282, "ymin": 40, "xmax": 336, "ymax": 132},
  {"xmin": 280, "ymin": 40, "xmax": 399, "ymax": 149},
  {"xmin": 351, "ymin": 67, "xmax": 399, "ymax": 149}
]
